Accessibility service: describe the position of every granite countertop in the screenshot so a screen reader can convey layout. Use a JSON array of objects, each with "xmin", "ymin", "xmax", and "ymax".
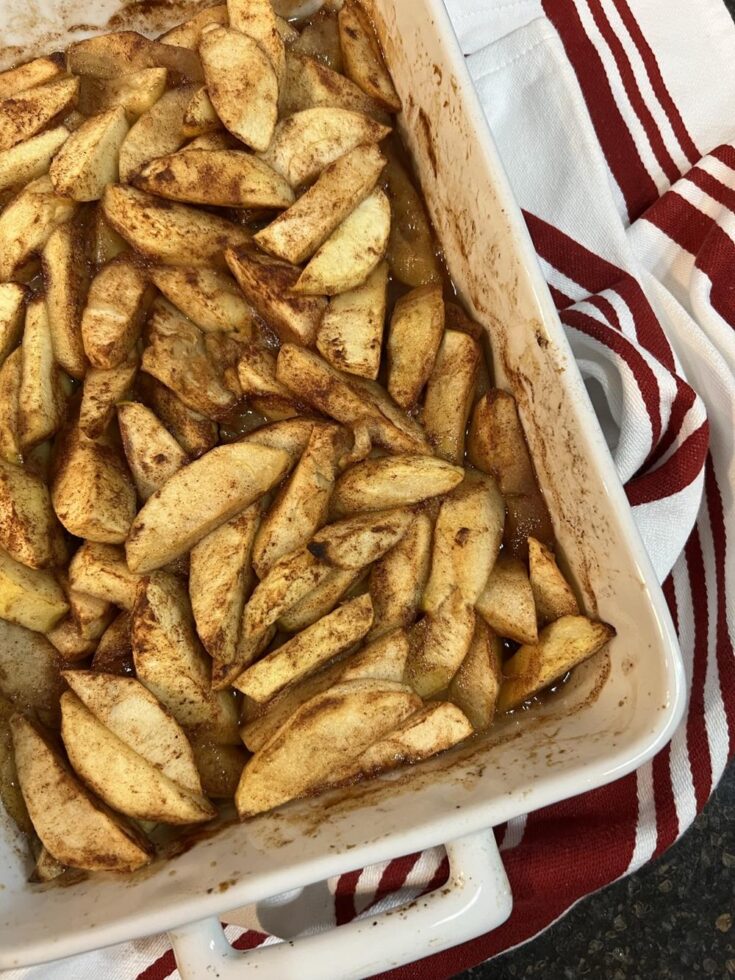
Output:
[{"xmin": 458, "ymin": 761, "xmax": 733, "ymax": 978}]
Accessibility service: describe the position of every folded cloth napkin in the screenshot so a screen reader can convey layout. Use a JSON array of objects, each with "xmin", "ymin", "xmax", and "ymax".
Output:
[{"xmin": 5, "ymin": 1, "xmax": 735, "ymax": 978}]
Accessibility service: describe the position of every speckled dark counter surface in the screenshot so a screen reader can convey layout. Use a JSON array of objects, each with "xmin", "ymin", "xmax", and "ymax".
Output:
[
  {"xmin": 459, "ymin": 0, "xmax": 735, "ymax": 972},
  {"xmin": 457, "ymin": 762, "xmax": 734, "ymax": 978}
]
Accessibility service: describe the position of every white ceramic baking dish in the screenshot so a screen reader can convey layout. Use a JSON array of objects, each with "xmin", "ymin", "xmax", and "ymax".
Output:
[{"xmin": 0, "ymin": 1, "xmax": 686, "ymax": 976}]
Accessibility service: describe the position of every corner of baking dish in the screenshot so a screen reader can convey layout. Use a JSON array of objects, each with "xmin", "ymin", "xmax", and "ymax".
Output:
[{"xmin": 0, "ymin": 0, "xmax": 686, "ymax": 969}]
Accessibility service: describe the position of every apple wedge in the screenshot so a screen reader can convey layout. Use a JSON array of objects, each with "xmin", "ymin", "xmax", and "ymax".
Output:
[
  {"xmin": 339, "ymin": 423, "xmax": 373, "ymax": 472},
  {"xmin": 139, "ymin": 375, "xmax": 218, "ymax": 458},
  {"xmin": 46, "ymin": 614, "xmax": 97, "ymax": 661},
  {"xmin": 341, "ymin": 702, "xmax": 472, "ymax": 781},
  {"xmin": 406, "ymin": 590, "xmax": 475, "ymax": 698},
  {"xmin": 52, "ymin": 427, "xmax": 136, "ymax": 544},
  {"xmin": 78, "ymin": 359, "xmax": 136, "ymax": 444},
  {"xmin": 202, "ymin": 331, "xmax": 245, "ymax": 403},
  {"xmin": 241, "ymin": 417, "xmax": 330, "ymax": 462},
  {"xmin": 449, "ymin": 618, "xmax": 502, "ymax": 730},
  {"xmin": 132, "ymin": 571, "xmax": 240, "ymax": 742},
  {"xmin": 260, "ymin": 107, "xmax": 390, "ymax": 187},
  {"xmin": 42, "ymin": 222, "xmax": 90, "ymax": 381},
  {"xmin": 200, "ymin": 26, "xmax": 278, "ymax": 152},
  {"xmin": 92, "ymin": 200, "xmax": 126, "ymax": 267},
  {"xmin": 528, "ymin": 536, "xmax": 579, "ymax": 625},
  {"xmin": 467, "ymin": 389, "xmax": 538, "ymax": 495},
  {"xmin": 0, "ymin": 618, "xmax": 62, "ymax": 727},
  {"xmin": 294, "ymin": 187, "xmax": 389, "ymax": 295},
  {"xmin": 199, "ymin": 331, "xmax": 247, "ymax": 403},
  {"xmin": 228, "ymin": 0, "xmax": 286, "ymax": 82},
  {"xmin": 234, "ymin": 343, "xmax": 301, "ymax": 419},
  {"xmin": 18, "ymin": 296, "xmax": 66, "ymax": 449},
  {"xmin": 81, "ymin": 255, "xmax": 153, "ymax": 370},
  {"xmin": 333, "ymin": 455, "xmax": 464, "ymax": 515},
  {"xmin": 77, "ymin": 68, "xmax": 168, "ymax": 119},
  {"xmin": 275, "ymin": 344, "xmax": 430, "ymax": 454},
  {"xmin": 316, "ymin": 261, "xmax": 387, "ymax": 378},
  {"xmin": 423, "ymin": 476, "xmax": 505, "ymax": 614},
  {"xmin": 182, "ymin": 87, "xmax": 221, "ymax": 137},
  {"xmin": 67, "ymin": 31, "xmax": 204, "ymax": 82},
  {"xmin": 214, "ymin": 547, "xmax": 332, "ymax": 688},
  {"xmin": 309, "ymin": 508, "xmax": 413, "ymax": 570},
  {"xmin": 422, "ymin": 329, "xmax": 481, "ymax": 463},
  {"xmin": 184, "ymin": 131, "xmax": 235, "ymax": 151},
  {"xmin": 387, "ymin": 284, "xmax": 444, "ymax": 409},
  {"xmin": 67, "ymin": 584, "xmax": 112, "ymax": 641},
  {"xmin": 369, "ymin": 510, "xmax": 433, "ymax": 639},
  {"xmin": 235, "ymin": 593, "xmax": 374, "ymax": 702},
  {"xmin": 117, "ymin": 401, "xmax": 188, "ymax": 500},
  {"xmin": 135, "ymin": 148, "xmax": 294, "ymax": 209},
  {"xmin": 0, "ymin": 54, "xmax": 66, "ymax": 101},
  {"xmin": 10, "ymin": 713, "xmax": 153, "ymax": 872},
  {"xmin": 69, "ymin": 542, "xmax": 142, "ymax": 610},
  {"xmin": 338, "ymin": 1, "xmax": 401, "ymax": 112},
  {"xmin": 241, "ymin": 627, "xmax": 410, "ymax": 751},
  {"xmin": 497, "ymin": 615, "xmax": 616, "ymax": 712},
  {"xmin": 61, "ymin": 691, "xmax": 216, "ymax": 824},
  {"xmin": 49, "ymin": 106, "xmax": 129, "ymax": 201},
  {"xmin": 278, "ymin": 567, "xmax": 363, "ymax": 633},
  {"xmin": 0, "ymin": 459, "xmax": 64, "ymax": 569},
  {"xmin": 255, "ymin": 142, "xmax": 385, "ymax": 265},
  {"xmin": 0, "ymin": 283, "xmax": 25, "ymax": 365},
  {"xmin": 63, "ymin": 670, "xmax": 203, "ymax": 794},
  {"xmin": 150, "ymin": 266, "xmax": 253, "ymax": 335},
  {"xmin": 476, "ymin": 556, "xmax": 538, "ymax": 645},
  {"xmin": 142, "ymin": 299, "xmax": 236, "ymax": 420},
  {"xmin": 190, "ymin": 738, "xmax": 247, "ymax": 799},
  {"xmin": 313, "ymin": 613, "xmax": 410, "ymax": 708},
  {"xmin": 47, "ymin": 576, "xmax": 113, "ymax": 661},
  {"xmin": 0, "ymin": 547, "xmax": 68, "ymax": 632},
  {"xmin": 190, "ymin": 502, "xmax": 261, "ymax": 667},
  {"xmin": 118, "ymin": 84, "xmax": 196, "ymax": 183},
  {"xmin": 126, "ymin": 441, "xmax": 290, "ymax": 573},
  {"xmin": 32, "ymin": 842, "xmax": 71, "ymax": 884},
  {"xmin": 102, "ymin": 185, "xmax": 250, "ymax": 267},
  {"xmin": 0, "ymin": 695, "xmax": 33, "ymax": 834},
  {"xmin": 0, "ymin": 349, "xmax": 22, "ymax": 464},
  {"xmin": 23, "ymin": 441, "xmax": 59, "ymax": 491},
  {"xmin": 280, "ymin": 51, "xmax": 385, "ymax": 117},
  {"xmin": 235, "ymin": 679, "xmax": 420, "ymax": 816},
  {"xmin": 0, "ymin": 76, "xmax": 79, "ymax": 153},
  {"xmin": 339, "ymin": 424, "xmax": 378, "ymax": 472},
  {"xmin": 384, "ymin": 150, "xmax": 440, "ymax": 287},
  {"xmin": 29, "ymin": 845, "xmax": 68, "ymax": 883},
  {"xmin": 275, "ymin": 13, "xmax": 299, "ymax": 39},
  {"xmin": 244, "ymin": 549, "xmax": 333, "ymax": 635},
  {"xmin": 0, "ymin": 176, "xmax": 77, "ymax": 282},
  {"xmin": 261, "ymin": 358, "xmax": 371, "ymax": 452},
  {"xmin": 354, "ymin": 374, "xmax": 434, "ymax": 454},
  {"xmin": 252, "ymin": 423, "xmax": 345, "ymax": 576},
  {"xmin": 92, "ymin": 611, "xmax": 133, "ymax": 675},
  {"xmin": 226, "ymin": 247, "xmax": 327, "ymax": 346},
  {"xmin": 160, "ymin": 5, "xmax": 228, "ymax": 48},
  {"xmin": 0, "ymin": 125, "xmax": 69, "ymax": 193}
]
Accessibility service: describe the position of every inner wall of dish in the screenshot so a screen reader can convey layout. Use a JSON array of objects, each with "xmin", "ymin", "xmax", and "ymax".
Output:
[
  {"xmin": 370, "ymin": 0, "xmax": 675, "ymax": 739},
  {"xmin": 0, "ymin": 0, "xmax": 677, "ymax": 945}
]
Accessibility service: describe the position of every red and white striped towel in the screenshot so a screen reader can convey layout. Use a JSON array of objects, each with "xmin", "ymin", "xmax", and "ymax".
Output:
[{"xmin": 6, "ymin": 1, "xmax": 734, "ymax": 977}]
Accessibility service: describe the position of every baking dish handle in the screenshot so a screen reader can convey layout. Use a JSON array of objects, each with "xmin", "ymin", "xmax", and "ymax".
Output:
[{"xmin": 169, "ymin": 828, "xmax": 512, "ymax": 979}]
